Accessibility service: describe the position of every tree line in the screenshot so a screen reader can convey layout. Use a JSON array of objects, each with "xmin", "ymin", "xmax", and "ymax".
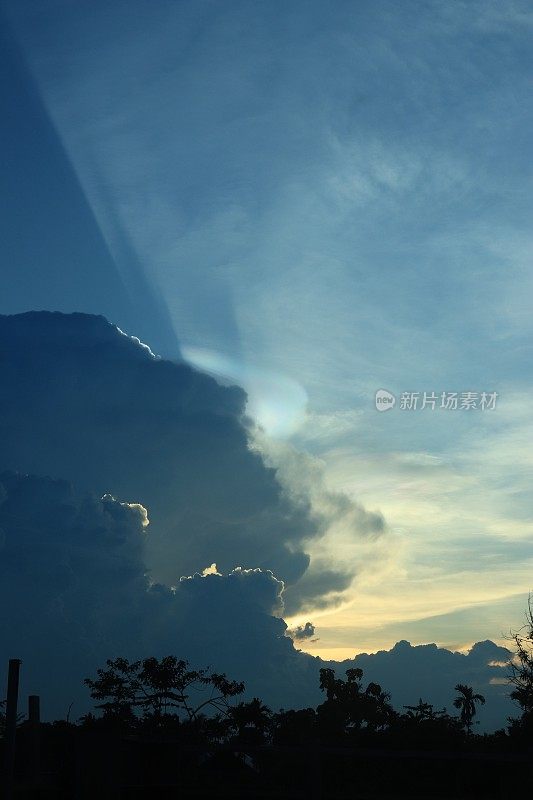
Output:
[
  {"xmin": 3, "ymin": 604, "xmax": 533, "ymax": 799},
  {"xmin": 71, "ymin": 655, "xmax": 513, "ymax": 750},
  {"xmin": 66, "ymin": 596, "xmax": 533, "ymax": 750}
]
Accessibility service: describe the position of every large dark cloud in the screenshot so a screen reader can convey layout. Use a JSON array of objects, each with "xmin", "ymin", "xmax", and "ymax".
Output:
[
  {"xmin": 0, "ymin": 311, "xmax": 322, "ymax": 595},
  {"xmin": 0, "ymin": 471, "xmax": 149, "ymax": 714},
  {"xmin": 0, "ymin": 311, "xmax": 390, "ymax": 615}
]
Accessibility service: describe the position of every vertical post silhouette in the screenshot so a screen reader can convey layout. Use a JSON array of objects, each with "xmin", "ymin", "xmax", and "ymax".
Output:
[
  {"xmin": 3, "ymin": 658, "xmax": 21, "ymax": 800},
  {"xmin": 28, "ymin": 694, "xmax": 41, "ymax": 786}
]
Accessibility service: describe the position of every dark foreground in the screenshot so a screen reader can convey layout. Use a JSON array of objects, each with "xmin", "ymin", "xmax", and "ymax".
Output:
[{"xmin": 0, "ymin": 727, "xmax": 528, "ymax": 800}]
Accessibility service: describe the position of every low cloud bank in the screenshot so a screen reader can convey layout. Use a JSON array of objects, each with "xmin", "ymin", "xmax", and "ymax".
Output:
[{"xmin": 326, "ymin": 640, "xmax": 512, "ymax": 733}]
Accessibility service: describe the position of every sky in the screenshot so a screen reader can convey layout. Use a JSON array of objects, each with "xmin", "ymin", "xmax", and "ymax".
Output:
[{"xmin": 1, "ymin": 0, "xmax": 533, "ymax": 668}]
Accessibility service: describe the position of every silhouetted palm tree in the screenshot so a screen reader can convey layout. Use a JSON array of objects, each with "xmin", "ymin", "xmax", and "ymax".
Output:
[{"xmin": 453, "ymin": 684, "xmax": 485, "ymax": 733}]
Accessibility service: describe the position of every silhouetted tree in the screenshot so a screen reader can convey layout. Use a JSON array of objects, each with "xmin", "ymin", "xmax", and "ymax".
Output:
[
  {"xmin": 229, "ymin": 698, "xmax": 272, "ymax": 743},
  {"xmin": 399, "ymin": 698, "xmax": 463, "ymax": 748},
  {"xmin": 84, "ymin": 656, "xmax": 244, "ymax": 732},
  {"xmin": 272, "ymin": 708, "xmax": 317, "ymax": 746},
  {"xmin": 317, "ymin": 667, "xmax": 394, "ymax": 738},
  {"xmin": 508, "ymin": 594, "xmax": 533, "ymax": 737},
  {"xmin": 403, "ymin": 698, "xmax": 446, "ymax": 721},
  {"xmin": 453, "ymin": 684, "xmax": 485, "ymax": 733}
]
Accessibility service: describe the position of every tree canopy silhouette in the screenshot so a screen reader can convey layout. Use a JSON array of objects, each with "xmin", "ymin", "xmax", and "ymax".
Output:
[
  {"xmin": 84, "ymin": 656, "xmax": 244, "ymax": 731},
  {"xmin": 317, "ymin": 667, "xmax": 395, "ymax": 737},
  {"xmin": 508, "ymin": 594, "xmax": 533, "ymax": 738}
]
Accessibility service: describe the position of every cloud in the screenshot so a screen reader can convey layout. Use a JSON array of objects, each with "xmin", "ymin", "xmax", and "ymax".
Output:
[
  {"xmin": 177, "ymin": 566, "xmax": 285, "ymax": 617},
  {"xmin": 252, "ymin": 433, "xmax": 388, "ymax": 614},
  {"xmin": 287, "ymin": 621, "xmax": 316, "ymax": 642},
  {"xmin": 283, "ymin": 565, "xmax": 353, "ymax": 615},
  {"xmin": 119, "ymin": 499, "xmax": 150, "ymax": 527},
  {"xmin": 0, "ymin": 311, "xmax": 386, "ymax": 616},
  {"xmin": 0, "ymin": 471, "xmax": 150, "ymax": 712},
  {"xmin": 0, "ymin": 312, "xmax": 313, "ymax": 599}
]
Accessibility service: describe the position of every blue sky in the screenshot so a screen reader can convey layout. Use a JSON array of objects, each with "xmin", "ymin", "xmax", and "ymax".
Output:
[{"xmin": 3, "ymin": 0, "xmax": 533, "ymax": 658}]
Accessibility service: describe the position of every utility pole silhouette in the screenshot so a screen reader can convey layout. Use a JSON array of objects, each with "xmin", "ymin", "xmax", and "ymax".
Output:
[{"xmin": 3, "ymin": 659, "xmax": 21, "ymax": 800}]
